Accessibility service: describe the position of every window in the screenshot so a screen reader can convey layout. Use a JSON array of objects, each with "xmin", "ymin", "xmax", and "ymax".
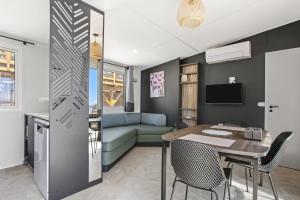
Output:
[
  {"xmin": 103, "ymin": 70, "xmax": 125, "ymax": 113},
  {"xmin": 89, "ymin": 68, "xmax": 98, "ymax": 114},
  {"xmin": 0, "ymin": 48, "xmax": 16, "ymax": 108}
]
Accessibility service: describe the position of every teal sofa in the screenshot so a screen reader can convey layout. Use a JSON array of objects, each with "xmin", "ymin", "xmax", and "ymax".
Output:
[{"xmin": 102, "ymin": 113, "xmax": 173, "ymax": 171}]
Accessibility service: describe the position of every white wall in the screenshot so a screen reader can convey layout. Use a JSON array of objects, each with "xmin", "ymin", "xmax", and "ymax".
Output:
[
  {"xmin": 0, "ymin": 38, "xmax": 49, "ymax": 169},
  {"xmin": 133, "ymin": 68, "xmax": 141, "ymax": 112}
]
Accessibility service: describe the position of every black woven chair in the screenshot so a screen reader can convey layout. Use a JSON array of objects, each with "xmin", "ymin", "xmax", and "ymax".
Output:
[
  {"xmin": 170, "ymin": 139, "xmax": 231, "ymax": 200},
  {"xmin": 226, "ymin": 131, "xmax": 293, "ymax": 200}
]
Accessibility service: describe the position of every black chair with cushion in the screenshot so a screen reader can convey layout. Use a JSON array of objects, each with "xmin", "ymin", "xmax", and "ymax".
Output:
[
  {"xmin": 222, "ymin": 120, "xmax": 251, "ymax": 179},
  {"xmin": 226, "ymin": 131, "xmax": 293, "ymax": 200}
]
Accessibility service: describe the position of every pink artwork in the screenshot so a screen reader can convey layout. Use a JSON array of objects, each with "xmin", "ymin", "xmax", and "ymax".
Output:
[{"xmin": 150, "ymin": 71, "xmax": 165, "ymax": 97}]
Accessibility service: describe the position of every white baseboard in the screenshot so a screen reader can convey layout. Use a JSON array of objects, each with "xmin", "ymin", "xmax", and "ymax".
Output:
[{"xmin": 0, "ymin": 160, "xmax": 24, "ymax": 170}]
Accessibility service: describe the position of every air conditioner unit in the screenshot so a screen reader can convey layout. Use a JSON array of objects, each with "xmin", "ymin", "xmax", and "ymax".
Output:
[{"xmin": 205, "ymin": 41, "xmax": 251, "ymax": 64}]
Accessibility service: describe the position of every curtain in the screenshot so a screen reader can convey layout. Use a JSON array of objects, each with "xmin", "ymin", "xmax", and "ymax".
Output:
[{"xmin": 125, "ymin": 66, "xmax": 134, "ymax": 112}]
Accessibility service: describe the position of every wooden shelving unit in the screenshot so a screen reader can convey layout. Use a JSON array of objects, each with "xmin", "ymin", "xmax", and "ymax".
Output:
[{"xmin": 179, "ymin": 63, "xmax": 198, "ymax": 127}]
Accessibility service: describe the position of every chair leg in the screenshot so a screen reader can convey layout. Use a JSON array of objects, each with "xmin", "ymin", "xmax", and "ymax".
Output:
[
  {"xmin": 89, "ymin": 133, "xmax": 94, "ymax": 158},
  {"xmin": 212, "ymin": 190, "xmax": 219, "ymax": 200},
  {"xmin": 259, "ymin": 172, "xmax": 263, "ymax": 187},
  {"xmin": 223, "ymin": 181, "xmax": 227, "ymax": 200},
  {"xmin": 268, "ymin": 173, "xmax": 279, "ymax": 200},
  {"xmin": 227, "ymin": 181, "xmax": 231, "ymax": 200},
  {"xmin": 211, "ymin": 192, "xmax": 213, "ymax": 200},
  {"xmin": 94, "ymin": 131, "xmax": 97, "ymax": 154},
  {"xmin": 184, "ymin": 185, "xmax": 188, "ymax": 200},
  {"xmin": 95, "ymin": 131, "xmax": 99, "ymax": 153},
  {"xmin": 249, "ymin": 169, "xmax": 252, "ymax": 177},
  {"xmin": 227, "ymin": 162, "xmax": 231, "ymax": 168},
  {"xmin": 172, "ymin": 176, "xmax": 177, "ymax": 188},
  {"xmin": 245, "ymin": 168, "xmax": 249, "ymax": 192},
  {"xmin": 169, "ymin": 178, "xmax": 177, "ymax": 200},
  {"xmin": 229, "ymin": 164, "xmax": 234, "ymax": 186},
  {"xmin": 223, "ymin": 181, "xmax": 231, "ymax": 200}
]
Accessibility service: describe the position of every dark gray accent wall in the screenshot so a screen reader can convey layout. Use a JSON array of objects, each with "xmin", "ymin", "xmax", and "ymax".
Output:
[
  {"xmin": 141, "ymin": 20, "xmax": 300, "ymax": 128},
  {"xmin": 141, "ymin": 59, "xmax": 180, "ymax": 126}
]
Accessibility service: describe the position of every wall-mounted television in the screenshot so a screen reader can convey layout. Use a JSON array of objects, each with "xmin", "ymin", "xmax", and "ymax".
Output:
[{"xmin": 205, "ymin": 83, "xmax": 242, "ymax": 104}]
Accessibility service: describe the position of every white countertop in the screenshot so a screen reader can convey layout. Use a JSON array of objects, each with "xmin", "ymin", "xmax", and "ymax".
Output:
[{"xmin": 26, "ymin": 113, "xmax": 49, "ymax": 121}]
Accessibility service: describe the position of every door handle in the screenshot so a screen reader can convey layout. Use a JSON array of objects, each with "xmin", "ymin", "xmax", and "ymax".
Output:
[{"xmin": 269, "ymin": 105, "xmax": 279, "ymax": 112}]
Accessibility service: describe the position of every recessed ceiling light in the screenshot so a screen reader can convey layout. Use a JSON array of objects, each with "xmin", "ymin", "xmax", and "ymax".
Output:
[{"xmin": 133, "ymin": 49, "xmax": 137, "ymax": 54}]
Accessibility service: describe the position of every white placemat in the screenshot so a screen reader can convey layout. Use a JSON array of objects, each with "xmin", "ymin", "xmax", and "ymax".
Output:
[
  {"xmin": 179, "ymin": 134, "xmax": 236, "ymax": 148},
  {"xmin": 210, "ymin": 125, "xmax": 246, "ymax": 132},
  {"xmin": 202, "ymin": 129, "xmax": 232, "ymax": 136}
]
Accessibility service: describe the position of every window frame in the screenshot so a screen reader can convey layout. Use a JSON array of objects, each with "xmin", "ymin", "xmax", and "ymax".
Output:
[
  {"xmin": 0, "ymin": 44, "xmax": 22, "ymax": 111},
  {"xmin": 102, "ymin": 69, "xmax": 126, "ymax": 113}
]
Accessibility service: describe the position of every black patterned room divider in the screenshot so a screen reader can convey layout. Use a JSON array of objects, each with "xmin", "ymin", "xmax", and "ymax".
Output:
[{"xmin": 49, "ymin": 0, "xmax": 104, "ymax": 199}]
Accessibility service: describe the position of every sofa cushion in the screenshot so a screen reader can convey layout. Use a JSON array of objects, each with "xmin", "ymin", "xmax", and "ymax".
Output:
[
  {"xmin": 141, "ymin": 113, "xmax": 167, "ymax": 126},
  {"xmin": 125, "ymin": 113, "xmax": 141, "ymax": 125},
  {"xmin": 103, "ymin": 126, "xmax": 136, "ymax": 151},
  {"xmin": 102, "ymin": 113, "xmax": 126, "ymax": 128},
  {"xmin": 129, "ymin": 124, "xmax": 173, "ymax": 135}
]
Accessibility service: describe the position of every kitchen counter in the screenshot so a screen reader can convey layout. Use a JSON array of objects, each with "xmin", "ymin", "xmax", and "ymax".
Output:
[{"xmin": 25, "ymin": 113, "xmax": 49, "ymax": 121}]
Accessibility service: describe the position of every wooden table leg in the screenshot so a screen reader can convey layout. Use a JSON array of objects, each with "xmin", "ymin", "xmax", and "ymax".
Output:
[
  {"xmin": 253, "ymin": 159, "xmax": 259, "ymax": 200},
  {"xmin": 161, "ymin": 142, "xmax": 167, "ymax": 200}
]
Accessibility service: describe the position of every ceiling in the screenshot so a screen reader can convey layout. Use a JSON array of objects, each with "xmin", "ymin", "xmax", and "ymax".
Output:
[{"xmin": 1, "ymin": 0, "xmax": 300, "ymax": 68}]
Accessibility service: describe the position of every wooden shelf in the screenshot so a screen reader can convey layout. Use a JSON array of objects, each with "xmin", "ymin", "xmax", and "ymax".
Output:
[
  {"xmin": 179, "ymin": 62, "xmax": 198, "ymax": 67},
  {"xmin": 180, "ymin": 116, "xmax": 197, "ymax": 120},
  {"xmin": 180, "ymin": 72, "xmax": 198, "ymax": 75},
  {"xmin": 179, "ymin": 108, "xmax": 197, "ymax": 111},
  {"xmin": 180, "ymin": 81, "xmax": 198, "ymax": 85}
]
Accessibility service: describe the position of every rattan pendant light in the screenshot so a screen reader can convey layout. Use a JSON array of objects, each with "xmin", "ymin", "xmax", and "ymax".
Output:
[
  {"xmin": 177, "ymin": 0, "xmax": 205, "ymax": 28},
  {"xmin": 90, "ymin": 33, "xmax": 102, "ymax": 61}
]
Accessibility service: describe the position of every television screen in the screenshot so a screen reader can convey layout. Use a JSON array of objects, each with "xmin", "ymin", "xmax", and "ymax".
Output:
[{"xmin": 205, "ymin": 83, "xmax": 242, "ymax": 104}]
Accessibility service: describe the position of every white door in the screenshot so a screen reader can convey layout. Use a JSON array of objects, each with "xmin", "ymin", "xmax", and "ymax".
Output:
[{"xmin": 265, "ymin": 47, "xmax": 300, "ymax": 170}]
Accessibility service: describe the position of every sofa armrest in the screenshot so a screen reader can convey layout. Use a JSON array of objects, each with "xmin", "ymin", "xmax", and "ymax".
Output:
[{"xmin": 141, "ymin": 113, "xmax": 167, "ymax": 126}]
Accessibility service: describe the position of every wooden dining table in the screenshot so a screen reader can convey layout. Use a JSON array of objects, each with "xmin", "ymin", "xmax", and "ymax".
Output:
[{"xmin": 161, "ymin": 124, "xmax": 272, "ymax": 200}]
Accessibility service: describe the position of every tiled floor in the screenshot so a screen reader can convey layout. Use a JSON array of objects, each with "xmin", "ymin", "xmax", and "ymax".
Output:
[{"xmin": 0, "ymin": 147, "xmax": 300, "ymax": 200}]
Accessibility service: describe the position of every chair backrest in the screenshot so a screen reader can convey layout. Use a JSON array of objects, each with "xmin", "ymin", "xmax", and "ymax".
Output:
[
  {"xmin": 170, "ymin": 139, "xmax": 226, "ymax": 190},
  {"xmin": 260, "ymin": 131, "xmax": 293, "ymax": 170},
  {"xmin": 89, "ymin": 121, "xmax": 100, "ymax": 131}
]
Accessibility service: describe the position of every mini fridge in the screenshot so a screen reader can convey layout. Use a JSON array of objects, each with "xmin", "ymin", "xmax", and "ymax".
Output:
[{"xmin": 34, "ymin": 118, "xmax": 49, "ymax": 200}]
